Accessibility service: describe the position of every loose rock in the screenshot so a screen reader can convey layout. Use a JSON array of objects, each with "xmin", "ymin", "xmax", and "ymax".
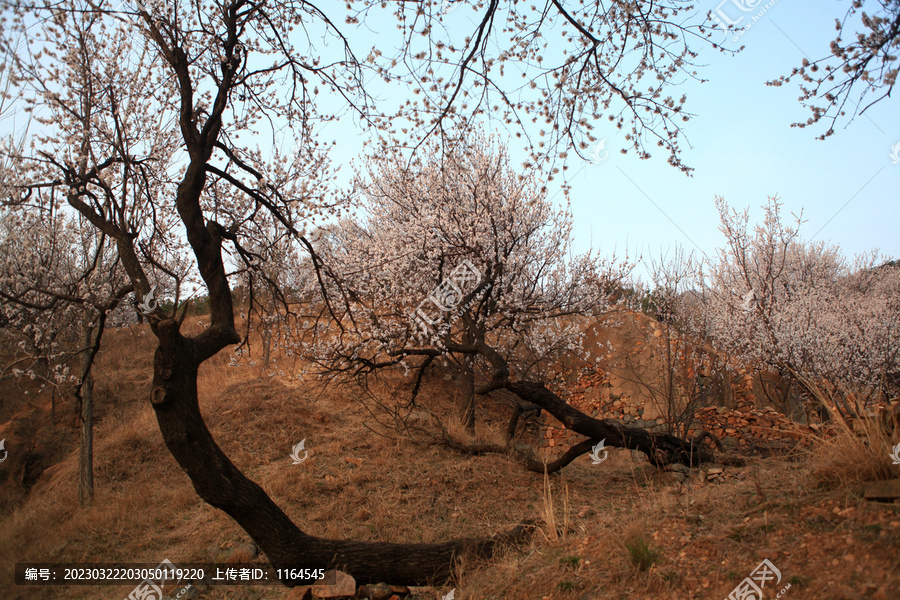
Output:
[{"xmin": 311, "ymin": 570, "xmax": 356, "ymax": 599}]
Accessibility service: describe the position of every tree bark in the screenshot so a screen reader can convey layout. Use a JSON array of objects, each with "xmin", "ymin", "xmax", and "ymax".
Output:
[
  {"xmin": 150, "ymin": 320, "xmax": 531, "ymax": 585},
  {"xmin": 262, "ymin": 292, "xmax": 275, "ymax": 368},
  {"xmin": 505, "ymin": 380, "xmax": 715, "ymax": 467},
  {"xmin": 78, "ymin": 371, "xmax": 94, "ymax": 507},
  {"xmin": 78, "ymin": 314, "xmax": 97, "ymax": 507},
  {"xmin": 505, "ymin": 400, "xmax": 541, "ymax": 442},
  {"xmin": 262, "ymin": 325, "xmax": 272, "ymax": 368},
  {"xmin": 461, "ymin": 354, "xmax": 475, "ymax": 434}
]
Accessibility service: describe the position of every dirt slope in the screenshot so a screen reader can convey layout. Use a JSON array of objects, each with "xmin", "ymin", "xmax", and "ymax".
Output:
[{"xmin": 1, "ymin": 322, "xmax": 898, "ymax": 600}]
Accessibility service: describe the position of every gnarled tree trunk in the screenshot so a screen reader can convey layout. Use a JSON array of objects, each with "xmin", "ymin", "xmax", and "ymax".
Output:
[{"xmin": 149, "ymin": 319, "xmax": 531, "ymax": 585}]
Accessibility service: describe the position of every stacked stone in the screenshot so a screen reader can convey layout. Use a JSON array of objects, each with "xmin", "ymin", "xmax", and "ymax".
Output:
[
  {"xmin": 689, "ymin": 405, "xmax": 818, "ymax": 449},
  {"xmin": 542, "ymin": 366, "xmax": 820, "ymax": 451}
]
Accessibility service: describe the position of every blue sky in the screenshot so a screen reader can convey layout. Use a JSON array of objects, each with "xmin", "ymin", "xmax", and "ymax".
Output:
[
  {"xmin": 556, "ymin": 0, "xmax": 899, "ymax": 273},
  {"xmin": 6, "ymin": 1, "xmax": 897, "ymax": 279},
  {"xmin": 311, "ymin": 1, "xmax": 898, "ymax": 280}
]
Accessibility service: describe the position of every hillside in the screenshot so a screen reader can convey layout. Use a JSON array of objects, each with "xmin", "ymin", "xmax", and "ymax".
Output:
[{"xmin": 1, "ymin": 318, "xmax": 899, "ymax": 600}]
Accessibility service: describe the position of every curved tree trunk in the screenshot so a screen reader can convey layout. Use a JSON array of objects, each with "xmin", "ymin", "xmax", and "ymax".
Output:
[
  {"xmin": 505, "ymin": 400, "xmax": 541, "ymax": 442},
  {"xmin": 505, "ymin": 380, "xmax": 715, "ymax": 467},
  {"xmin": 150, "ymin": 321, "xmax": 531, "ymax": 586}
]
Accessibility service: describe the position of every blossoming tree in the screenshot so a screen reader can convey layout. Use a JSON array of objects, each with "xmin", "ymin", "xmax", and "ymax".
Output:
[
  {"xmin": 770, "ymin": 1, "xmax": 900, "ymax": 138},
  {"xmin": 0, "ymin": 205, "xmax": 135, "ymax": 506},
  {"xmin": 704, "ymin": 196, "xmax": 899, "ymax": 421},
  {"xmin": 1, "ymin": 0, "xmax": 729, "ymax": 585},
  {"xmin": 303, "ymin": 132, "xmax": 731, "ymax": 473}
]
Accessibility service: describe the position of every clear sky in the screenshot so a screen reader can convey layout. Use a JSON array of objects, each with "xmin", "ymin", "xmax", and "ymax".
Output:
[
  {"xmin": 4, "ymin": 1, "xmax": 896, "ymax": 279},
  {"xmin": 316, "ymin": 0, "xmax": 899, "ymax": 278},
  {"xmin": 559, "ymin": 0, "xmax": 900, "ymax": 273}
]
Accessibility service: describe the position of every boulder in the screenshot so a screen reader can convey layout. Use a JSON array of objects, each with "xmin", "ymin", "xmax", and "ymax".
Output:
[
  {"xmin": 357, "ymin": 582, "xmax": 394, "ymax": 600},
  {"xmin": 311, "ymin": 569, "xmax": 356, "ymax": 599}
]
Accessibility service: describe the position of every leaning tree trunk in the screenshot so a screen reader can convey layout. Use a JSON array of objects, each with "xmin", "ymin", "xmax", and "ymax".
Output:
[
  {"xmin": 149, "ymin": 320, "xmax": 530, "ymax": 585},
  {"xmin": 505, "ymin": 380, "xmax": 715, "ymax": 467}
]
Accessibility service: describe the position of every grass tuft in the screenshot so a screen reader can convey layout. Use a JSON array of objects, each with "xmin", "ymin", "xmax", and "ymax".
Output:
[
  {"xmin": 810, "ymin": 407, "xmax": 898, "ymax": 490},
  {"xmin": 625, "ymin": 535, "xmax": 659, "ymax": 571}
]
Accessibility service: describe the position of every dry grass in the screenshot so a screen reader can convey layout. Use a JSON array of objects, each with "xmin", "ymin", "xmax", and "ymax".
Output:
[
  {"xmin": 2, "ymin": 326, "xmax": 899, "ymax": 600},
  {"xmin": 810, "ymin": 411, "xmax": 899, "ymax": 491},
  {"xmin": 538, "ymin": 468, "xmax": 570, "ymax": 545}
]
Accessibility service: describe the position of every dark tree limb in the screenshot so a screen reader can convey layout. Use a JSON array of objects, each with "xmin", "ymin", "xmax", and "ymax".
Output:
[
  {"xmin": 505, "ymin": 400, "xmax": 541, "ymax": 442},
  {"xmin": 512, "ymin": 439, "xmax": 598, "ymax": 474},
  {"xmin": 433, "ymin": 314, "xmax": 722, "ymax": 469},
  {"xmin": 505, "ymin": 381, "xmax": 716, "ymax": 467},
  {"xmin": 442, "ymin": 411, "xmax": 728, "ymax": 473},
  {"xmin": 150, "ymin": 319, "xmax": 533, "ymax": 585},
  {"xmin": 433, "ymin": 416, "xmax": 596, "ymax": 474}
]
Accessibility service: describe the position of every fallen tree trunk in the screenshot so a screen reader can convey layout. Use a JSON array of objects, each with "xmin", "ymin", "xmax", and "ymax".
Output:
[
  {"xmin": 441, "ymin": 422, "xmax": 722, "ymax": 473},
  {"xmin": 505, "ymin": 380, "xmax": 716, "ymax": 467},
  {"xmin": 431, "ymin": 396, "xmax": 723, "ymax": 473}
]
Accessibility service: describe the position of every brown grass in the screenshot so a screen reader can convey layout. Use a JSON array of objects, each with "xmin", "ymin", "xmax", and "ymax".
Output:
[
  {"xmin": 1, "ymin": 325, "xmax": 899, "ymax": 600},
  {"xmin": 810, "ymin": 412, "xmax": 899, "ymax": 491}
]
